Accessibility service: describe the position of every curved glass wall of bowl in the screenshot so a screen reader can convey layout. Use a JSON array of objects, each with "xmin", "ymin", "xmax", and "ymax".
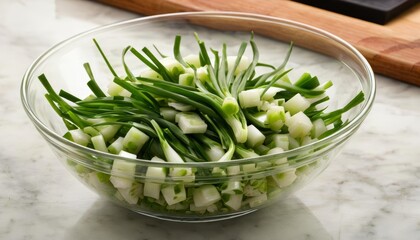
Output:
[{"xmin": 22, "ymin": 13, "xmax": 373, "ymax": 222}]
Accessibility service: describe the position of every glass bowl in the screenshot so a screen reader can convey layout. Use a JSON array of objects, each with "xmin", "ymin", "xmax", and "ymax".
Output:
[{"xmin": 21, "ymin": 12, "xmax": 375, "ymax": 222}]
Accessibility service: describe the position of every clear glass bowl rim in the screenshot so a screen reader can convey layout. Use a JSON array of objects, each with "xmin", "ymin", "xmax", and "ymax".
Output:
[{"xmin": 20, "ymin": 11, "xmax": 376, "ymax": 168}]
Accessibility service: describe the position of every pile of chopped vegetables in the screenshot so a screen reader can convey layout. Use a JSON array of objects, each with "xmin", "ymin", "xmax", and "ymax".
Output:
[{"xmin": 39, "ymin": 33, "xmax": 364, "ymax": 215}]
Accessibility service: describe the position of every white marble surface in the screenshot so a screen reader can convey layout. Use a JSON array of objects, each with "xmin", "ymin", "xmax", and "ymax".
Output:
[{"xmin": 1, "ymin": 0, "xmax": 420, "ymax": 239}]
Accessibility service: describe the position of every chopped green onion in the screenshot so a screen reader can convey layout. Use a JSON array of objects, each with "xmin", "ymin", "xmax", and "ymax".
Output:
[{"xmin": 39, "ymin": 33, "xmax": 365, "ymax": 215}]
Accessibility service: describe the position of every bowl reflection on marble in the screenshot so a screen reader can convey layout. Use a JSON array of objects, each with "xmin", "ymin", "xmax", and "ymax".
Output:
[{"xmin": 21, "ymin": 12, "xmax": 375, "ymax": 222}]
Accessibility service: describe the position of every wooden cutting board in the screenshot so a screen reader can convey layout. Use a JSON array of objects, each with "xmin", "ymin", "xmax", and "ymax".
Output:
[{"xmin": 96, "ymin": 0, "xmax": 420, "ymax": 86}]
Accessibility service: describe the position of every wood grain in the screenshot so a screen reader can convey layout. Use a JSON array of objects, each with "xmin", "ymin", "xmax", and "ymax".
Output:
[{"xmin": 96, "ymin": 0, "xmax": 420, "ymax": 85}]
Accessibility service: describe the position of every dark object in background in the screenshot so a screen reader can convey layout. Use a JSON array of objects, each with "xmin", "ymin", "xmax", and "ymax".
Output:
[{"xmin": 293, "ymin": 0, "xmax": 419, "ymax": 24}]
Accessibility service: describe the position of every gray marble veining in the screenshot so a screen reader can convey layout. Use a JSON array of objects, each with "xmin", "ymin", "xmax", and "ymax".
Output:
[{"xmin": 1, "ymin": 0, "xmax": 420, "ymax": 239}]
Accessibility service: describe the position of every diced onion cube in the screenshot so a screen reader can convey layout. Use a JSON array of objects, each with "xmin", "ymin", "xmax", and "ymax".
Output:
[
  {"xmin": 283, "ymin": 93, "xmax": 311, "ymax": 115},
  {"xmin": 110, "ymin": 152, "xmax": 136, "ymax": 189},
  {"xmin": 177, "ymin": 112, "xmax": 207, "ymax": 134},
  {"xmin": 221, "ymin": 180, "xmax": 243, "ymax": 195},
  {"xmin": 193, "ymin": 185, "xmax": 221, "ymax": 208},
  {"xmin": 205, "ymin": 145, "xmax": 225, "ymax": 162},
  {"xmin": 206, "ymin": 204, "xmax": 218, "ymax": 213},
  {"xmin": 238, "ymin": 89, "xmax": 263, "ymax": 108},
  {"xmin": 248, "ymin": 193, "xmax": 268, "ymax": 208},
  {"xmin": 266, "ymin": 106, "xmax": 286, "ymax": 131},
  {"xmin": 311, "ymin": 118, "xmax": 327, "ymax": 138},
  {"xmin": 159, "ymin": 107, "xmax": 178, "ymax": 122},
  {"xmin": 108, "ymin": 137, "xmax": 124, "ymax": 154},
  {"xmin": 285, "ymin": 112, "xmax": 313, "ymax": 138},
  {"xmin": 144, "ymin": 157, "xmax": 166, "ymax": 199},
  {"xmin": 68, "ymin": 129, "xmax": 90, "ymax": 146},
  {"xmin": 288, "ymin": 135, "xmax": 300, "ymax": 149},
  {"xmin": 161, "ymin": 184, "xmax": 187, "ymax": 206},
  {"xmin": 91, "ymin": 134, "xmax": 108, "ymax": 153},
  {"xmin": 86, "ymin": 172, "xmax": 114, "ymax": 194},
  {"xmin": 246, "ymin": 125, "xmax": 266, "ymax": 148},
  {"xmin": 122, "ymin": 127, "xmax": 149, "ymax": 154},
  {"xmin": 223, "ymin": 194, "xmax": 243, "ymax": 210},
  {"xmin": 266, "ymin": 106, "xmax": 286, "ymax": 123},
  {"xmin": 265, "ymin": 134, "xmax": 289, "ymax": 150}
]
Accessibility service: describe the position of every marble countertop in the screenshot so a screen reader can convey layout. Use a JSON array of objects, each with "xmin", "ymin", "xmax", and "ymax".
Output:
[{"xmin": 1, "ymin": 0, "xmax": 420, "ymax": 239}]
